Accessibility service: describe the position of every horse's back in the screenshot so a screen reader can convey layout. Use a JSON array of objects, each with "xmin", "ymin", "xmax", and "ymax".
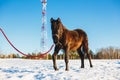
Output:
[{"xmin": 74, "ymin": 29, "xmax": 87, "ymax": 37}]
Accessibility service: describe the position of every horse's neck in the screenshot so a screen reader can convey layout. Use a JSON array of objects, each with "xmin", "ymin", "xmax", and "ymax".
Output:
[
  {"xmin": 62, "ymin": 25, "xmax": 68, "ymax": 32},
  {"xmin": 61, "ymin": 25, "xmax": 68, "ymax": 37}
]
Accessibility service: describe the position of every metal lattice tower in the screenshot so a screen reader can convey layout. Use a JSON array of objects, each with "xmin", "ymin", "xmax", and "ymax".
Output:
[{"xmin": 41, "ymin": 0, "xmax": 47, "ymax": 53}]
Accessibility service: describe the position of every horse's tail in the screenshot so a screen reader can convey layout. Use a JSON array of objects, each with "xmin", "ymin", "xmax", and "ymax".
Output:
[
  {"xmin": 82, "ymin": 35, "xmax": 89, "ymax": 54},
  {"xmin": 75, "ymin": 29, "xmax": 89, "ymax": 53},
  {"xmin": 82, "ymin": 33, "xmax": 93, "ymax": 67}
]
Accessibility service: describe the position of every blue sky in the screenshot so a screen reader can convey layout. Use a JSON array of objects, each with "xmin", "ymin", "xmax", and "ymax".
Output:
[{"xmin": 0, "ymin": 0, "xmax": 120, "ymax": 54}]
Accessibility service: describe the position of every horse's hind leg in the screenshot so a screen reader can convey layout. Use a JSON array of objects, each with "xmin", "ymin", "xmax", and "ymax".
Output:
[
  {"xmin": 77, "ymin": 47, "xmax": 84, "ymax": 68},
  {"xmin": 87, "ymin": 53, "xmax": 93, "ymax": 67},
  {"xmin": 83, "ymin": 41, "xmax": 93, "ymax": 67}
]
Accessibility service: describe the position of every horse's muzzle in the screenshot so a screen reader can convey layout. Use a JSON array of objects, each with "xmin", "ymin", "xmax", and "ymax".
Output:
[{"xmin": 52, "ymin": 34, "xmax": 59, "ymax": 44}]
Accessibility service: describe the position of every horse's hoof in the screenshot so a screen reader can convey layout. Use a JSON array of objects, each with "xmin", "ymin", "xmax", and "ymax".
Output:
[
  {"xmin": 81, "ymin": 66, "xmax": 84, "ymax": 68},
  {"xmin": 90, "ymin": 65, "xmax": 93, "ymax": 68},
  {"xmin": 65, "ymin": 69, "xmax": 69, "ymax": 71},
  {"xmin": 55, "ymin": 68, "xmax": 59, "ymax": 71}
]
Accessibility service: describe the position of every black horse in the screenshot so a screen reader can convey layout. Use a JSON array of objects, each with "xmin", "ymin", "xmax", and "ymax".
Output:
[{"xmin": 51, "ymin": 18, "xmax": 93, "ymax": 71}]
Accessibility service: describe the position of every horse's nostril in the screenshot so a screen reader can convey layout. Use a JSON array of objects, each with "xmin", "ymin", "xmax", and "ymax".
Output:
[
  {"xmin": 54, "ymin": 41, "xmax": 57, "ymax": 44},
  {"xmin": 53, "ymin": 35, "xmax": 58, "ymax": 44},
  {"xmin": 54, "ymin": 38, "xmax": 58, "ymax": 44}
]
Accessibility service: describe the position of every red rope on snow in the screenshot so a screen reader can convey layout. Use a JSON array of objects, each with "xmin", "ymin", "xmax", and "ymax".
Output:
[{"xmin": 0, "ymin": 28, "xmax": 54, "ymax": 58}]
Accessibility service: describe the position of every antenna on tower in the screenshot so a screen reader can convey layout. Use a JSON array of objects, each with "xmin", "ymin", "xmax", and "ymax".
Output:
[{"xmin": 41, "ymin": 0, "xmax": 48, "ymax": 54}]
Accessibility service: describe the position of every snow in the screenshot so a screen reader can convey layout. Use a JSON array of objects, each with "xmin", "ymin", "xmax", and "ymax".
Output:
[{"xmin": 0, "ymin": 59, "xmax": 120, "ymax": 80}]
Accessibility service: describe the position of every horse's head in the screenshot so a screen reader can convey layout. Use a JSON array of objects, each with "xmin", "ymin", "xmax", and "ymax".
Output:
[{"xmin": 50, "ymin": 18, "xmax": 63, "ymax": 44}]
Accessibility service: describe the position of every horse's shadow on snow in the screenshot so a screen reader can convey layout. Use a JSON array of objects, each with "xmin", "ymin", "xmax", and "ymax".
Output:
[
  {"xmin": 0, "ymin": 67, "xmax": 34, "ymax": 79},
  {"xmin": 1, "ymin": 67, "xmax": 34, "ymax": 73}
]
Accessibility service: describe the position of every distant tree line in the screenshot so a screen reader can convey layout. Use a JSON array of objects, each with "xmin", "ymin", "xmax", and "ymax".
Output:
[
  {"xmin": 0, "ymin": 53, "xmax": 50, "ymax": 60},
  {"xmin": 93, "ymin": 47, "xmax": 120, "ymax": 59},
  {"xmin": 0, "ymin": 47, "xmax": 120, "ymax": 59},
  {"xmin": 0, "ymin": 53, "xmax": 20, "ymax": 58}
]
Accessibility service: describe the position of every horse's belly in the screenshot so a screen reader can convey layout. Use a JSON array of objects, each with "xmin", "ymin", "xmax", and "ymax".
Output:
[
  {"xmin": 70, "ymin": 43, "xmax": 81, "ymax": 51},
  {"xmin": 69, "ymin": 38, "xmax": 82, "ymax": 51}
]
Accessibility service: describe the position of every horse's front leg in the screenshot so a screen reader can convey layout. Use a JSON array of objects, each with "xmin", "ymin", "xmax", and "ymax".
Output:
[
  {"xmin": 65, "ymin": 52, "xmax": 69, "ymax": 71},
  {"xmin": 52, "ymin": 51, "xmax": 58, "ymax": 71},
  {"xmin": 52, "ymin": 43, "xmax": 62, "ymax": 71}
]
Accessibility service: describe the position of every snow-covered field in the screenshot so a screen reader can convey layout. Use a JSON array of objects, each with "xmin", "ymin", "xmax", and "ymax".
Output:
[{"xmin": 0, "ymin": 59, "xmax": 119, "ymax": 80}]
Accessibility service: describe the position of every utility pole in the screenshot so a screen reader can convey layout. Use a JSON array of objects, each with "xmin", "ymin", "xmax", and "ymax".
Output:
[{"xmin": 41, "ymin": 0, "xmax": 48, "ymax": 59}]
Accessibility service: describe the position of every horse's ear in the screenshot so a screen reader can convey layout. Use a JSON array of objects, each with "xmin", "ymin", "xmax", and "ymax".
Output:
[
  {"xmin": 50, "ymin": 18, "xmax": 54, "ymax": 22},
  {"xmin": 57, "ymin": 17, "xmax": 61, "ymax": 22}
]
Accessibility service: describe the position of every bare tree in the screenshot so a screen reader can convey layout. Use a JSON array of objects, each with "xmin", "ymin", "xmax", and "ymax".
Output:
[{"xmin": 95, "ymin": 47, "xmax": 120, "ymax": 59}]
